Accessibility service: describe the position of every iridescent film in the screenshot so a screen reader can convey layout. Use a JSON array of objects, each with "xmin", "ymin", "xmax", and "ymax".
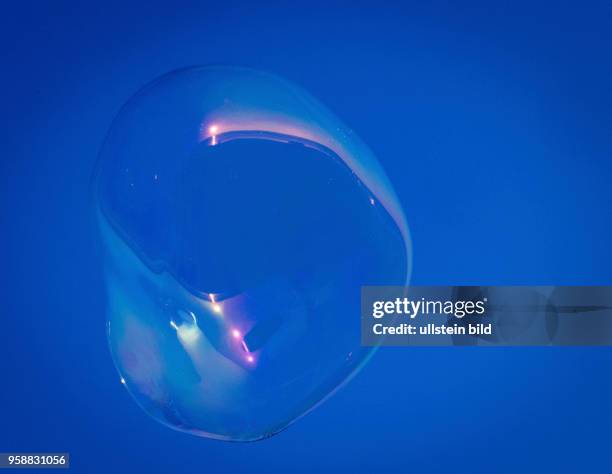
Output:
[{"xmin": 93, "ymin": 66, "xmax": 411, "ymax": 441}]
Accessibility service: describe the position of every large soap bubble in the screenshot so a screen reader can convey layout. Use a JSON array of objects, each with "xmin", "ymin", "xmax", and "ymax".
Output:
[{"xmin": 93, "ymin": 66, "xmax": 410, "ymax": 441}]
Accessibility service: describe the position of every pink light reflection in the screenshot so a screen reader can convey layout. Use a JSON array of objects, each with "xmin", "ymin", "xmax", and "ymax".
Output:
[
  {"xmin": 209, "ymin": 124, "xmax": 219, "ymax": 145},
  {"xmin": 196, "ymin": 113, "xmax": 409, "ymax": 254}
]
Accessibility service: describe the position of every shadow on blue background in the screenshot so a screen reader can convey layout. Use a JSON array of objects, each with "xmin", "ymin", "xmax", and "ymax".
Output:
[{"xmin": 1, "ymin": 1, "xmax": 611, "ymax": 472}]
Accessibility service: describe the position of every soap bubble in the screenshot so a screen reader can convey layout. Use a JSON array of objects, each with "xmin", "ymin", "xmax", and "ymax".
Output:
[{"xmin": 93, "ymin": 66, "xmax": 410, "ymax": 441}]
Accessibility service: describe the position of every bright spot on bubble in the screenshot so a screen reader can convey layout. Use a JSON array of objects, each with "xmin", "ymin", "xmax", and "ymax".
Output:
[
  {"xmin": 209, "ymin": 125, "xmax": 219, "ymax": 145},
  {"xmin": 93, "ymin": 66, "xmax": 410, "ymax": 441}
]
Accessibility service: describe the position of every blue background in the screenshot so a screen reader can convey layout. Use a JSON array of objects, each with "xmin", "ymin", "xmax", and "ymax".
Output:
[{"xmin": 1, "ymin": 1, "xmax": 612, "ymax": 472}]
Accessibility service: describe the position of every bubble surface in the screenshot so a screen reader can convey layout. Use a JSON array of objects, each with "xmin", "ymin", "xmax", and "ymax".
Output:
[{"xmin": 93, "ymin": 66, "xmax": 410, "ymax": 441}]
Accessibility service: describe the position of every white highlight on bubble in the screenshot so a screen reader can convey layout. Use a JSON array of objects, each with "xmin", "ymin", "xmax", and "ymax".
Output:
[{"xmin": 209, "ymin": 125, "xmax": 219, "ymax": 145}]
